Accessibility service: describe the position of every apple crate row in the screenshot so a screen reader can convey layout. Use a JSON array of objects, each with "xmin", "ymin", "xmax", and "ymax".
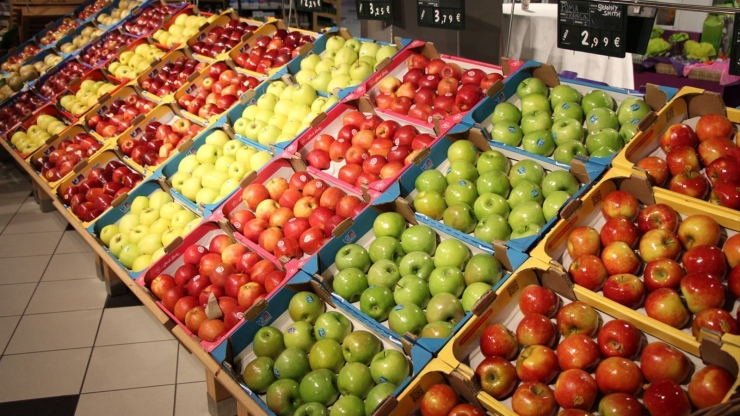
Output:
[
  {"xmin": 0, "ymin": 49, "xmax": 68, "ymax": 95},
  {"xmin": 56, "ymin": 68, "xmax": 129, "ymax": 120},
  {"xmin": 7, "ymin": 103, "xmax": 78, "ymax": 158},
  {"xmin": 54, "ymin": 22, "xmax": 110, "ymax": 59},
  {"xmin": 33, "ymin": 59, "xmax": 98, "ymax": 102},
  {"xmin": 75, "ymin": 30, "xmax": 140, "ymax": 69},
  {"xmin": 613, "ymin": 88, "xmax": 740, "ymax": 223},
  {"xmin": 94, "ymin": 0, "xmax": 151, "ymax": 31},
  {"xmin": 0, "ymin": 91, "xmax": 51, "ymax": 136},
  {"xmin": 209, "ymin": 271, "xmax": 436, "ymax": 416},
  {"xmin": 436, "ymin": 256, "xmax": 740, "ymax": 416},
  {"xmin": 533, "ymin": 168, "xmax": 739, "ymax": 358},
  {"xmin": 460, "ymin": 61, "xmax": 678, "ymax": 170}
]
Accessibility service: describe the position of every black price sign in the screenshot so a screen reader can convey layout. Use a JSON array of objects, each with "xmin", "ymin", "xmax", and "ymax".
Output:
[
  {"xmin": 356, "ymin": 0, "xmax": 393, "ymax": 22},
  {"xmin": 417, "ymin": 0, "xmax": 465, "ymax": 30},
  {"xmin": 557, "ymin": 0, "xmax": 627, "ymax": 58},
  {"xmin": 730, "ymin": 13, "xmax": 740, "ymax": 76},
  {"xmin": 296, "ymin": 0, "xmax": 322, "ymax": 12}
]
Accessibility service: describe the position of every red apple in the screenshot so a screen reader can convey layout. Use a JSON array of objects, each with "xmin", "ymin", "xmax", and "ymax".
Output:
[
  {"xmin": 185, "ymin": 306, "xmax": 207, "ymax": 333},
  {"xmin": 659, "ymin": 123, "xmax": 698, "ymax": 152},
  {"xmin": 698, "ymin": 136, "xmax": 737, "ymax": 166},
  {"xmin": 678, "ymin": 214, "xmax": 721, "ymax": 250},
  {"xmin": 568, "ymin": 254, "xmax": 608, "ymax": 291},
  {"xmin": 639, "ymin": 229, "xmax": 682, "ymax": 263},
  {"xmin": 600, "ymin": 216, "xmax": 639, "ymax": 248},
  {"xmin": 556, "ymin": 301, "xmax": 600, "ymax": 337},
  {"xmin": 518, "ymin": 285, "xmax": 559, "ymax": 318},
  {"xmin": 479, "ymin": 323, "xmax": 519, "ymax": 360},
  {"xmin": 553, "ymin": 369, "xmax": 598, "ymax": 411},
  {"xmin": 595, "ymin": 357, "xmax": 643, "ymax": 395},
  {"xmin": 637, "ymin": 156, "xmax": 670, "ymax": 186},
  {"xmin": 567, "ymin": 226, "xmax": 601, "ymax": 259},
  {"xmin": 601, "ymin": 242, "xmax": 640, "ymax": 276},
  {"xmin": 601, "ymin": 190, "xmax": 639, "ymax": 221},
  {"xmin": 645, "ymin": 288, "xmax": 690, "ymax": 328},
  {"xmin": 637, "ymin": 203, "xmax": 679, "ymax": 234},
  {"xmin": 641, "ymin": 341, "xmax": 690, "ymax": 383},
  {"xmin": 692, "ymin": 307, "xmax": 740, "ymax": 337},
  {"xmin": 644, "ymin": 380, "xmax": 691, "ymax": 416},
  {"xmin": 475, "ymin": 356, "xmax": 518, "ymax": 399},
  {"xmin": 680, "ymin": 272, "xmax": 725, "ymax": 314},
  {"xmin": 174, "ymin": 296, "xmax": 199, "ymax": 322},
  {"xmin": 557, "ymin": 334, "xmax": 601, "ymax": 371},
  {"xmin": 688, "ymin": 365, "xmax": 734, "ymax": 409},
  {"xmin": 643, "ymin": 258, "xmax": 684, "ymax": 291},
  {"xmin": 420, "ymin": 384, "xmax": 459, "ymax": 416},
  {"xmin": 602, "ymin": 274, "xmax": 646, "ymax": 309},
  {"xmin": 516, "ymin": 345, "xmax": 559, "ymax": 384},
  {"xmin": 516, "ymin": 313, "xmax": 556, "ymax": 347},
  {"xmin": 695, "ymin": 113, "xmax": 734, "ymax": 142},
  {"xmin": 237, "ymin": 282, "xmax": 266, "ymax": 308}
]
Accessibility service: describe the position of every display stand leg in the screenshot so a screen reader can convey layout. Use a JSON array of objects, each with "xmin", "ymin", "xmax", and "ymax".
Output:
[
  {"xmin": 237, "ymin": 400, "xmax": 254, "ymax": 416},
  {"xmin": 103, "ymin": 260, "xmax": 128, "ymax": 297},
  {"xmin": 94, "ymin": 253, "xmax": 106, "ymax": 282},
  {"xmin": 31, "ymin": 180, "xmax": 55, "ymax": 213},
  {"xmin": 206, "ymin": 368, "xmax": 237, "ymax": 416}
]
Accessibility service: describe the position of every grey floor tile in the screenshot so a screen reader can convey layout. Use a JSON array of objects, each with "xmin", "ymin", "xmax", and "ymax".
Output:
[
  {"xmin": 3, "ymin": 211, "xmax": 69, "ymax": 234},
  {"xmin": 5, "ymin": 310, "xmax": 102, "ymax": 355},
  {"xmin": 175, "ymin": 382, "xmax": 210, "ymax": 416},
  {"xmin": 0, "ymin": 316, "xmax": 20, "ymax": 354},
  {"xmin": 0, "ymin": 255, "xmax": 51, "ymax": 285},
  {"xmin": 42, "ymin": 252, "xmax": 97, "ymax": 282},
  {"xmin": 0, "ymin": 283, "xmax": 36, "ymax": 317},
  {"xmin": 0, "ymin": 214, "xmax": 12, "ymax": 234},
  {"xmin": 55, "ymin": 230, "xmax": 93, "ymax": 254},
  {"xmin": 0, "ymin": 197, "xmax": 25, "ymax": 215},
  {"xmin": 95, "ymin": 306, "xmax": 173, "ymax": 347},
  {"xmin": 15, "ymin": 196, "xmax": 44, "ymax": 214},
  {"xmin": 25, "ymin": 279, "xmax": 107, "ymax": 315},
  {"xmin": 0, "ymin": 232, "xmax": 62, "ymax": 258},
  {"xmin": 75, "ymin": 385, "xmax": 175, "ymax": 416},
  {"xmin": 82, "ymin": 340, "xmax": 178, "ymax": 393},
  {"xmin": 0, "ymin": 348, "xmax": 90, "ymax": 402},
  {"xmin": 177, "ymin": 344, "xmax": 206, "ymax": 384}
]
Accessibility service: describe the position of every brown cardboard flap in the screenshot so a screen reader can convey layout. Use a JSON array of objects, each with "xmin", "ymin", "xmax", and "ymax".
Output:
[
  {"xmin": 176, "ymin": 138, "xmax": 194, "ymax": 153},
  {"xmin": 492, "ymin": 240, "xmax": 514, "ymax": 272},
  {"xmin": 569, "ymin": 156, "xmax": 591, "ymax": 184},
  {"xmin": 532, "ymin": 63, "xmax": 560, "ymax": 88},
  {"xmin": 375, "ymin": 56, "xmax": 392, "ymax": 73},
  {"xmin": 559, "ymin": 197, "xmax": 582, "ymax": 221},
  {"xmin": 309, "ymin": 277, "xmax": 336, "ymax": 308},
  {"xmin": 244, "ymin": 297, "xmax": 268, "ymax": 321},
  {"xmin": 618, "ymin": 173, "xmax": 655, "ymax": 206},
  {"xmin": 239, "ymin": 89, "xmax": 256, "ymax": 105},
  {"xmin": 357, "ymin": 96, "xmax": 376, "ymax": 113},
  {"xmin": 331, "ymin": 217, "xmax": 353, "ymax": 238},
  {"xmin": 157, "ymin": 176, "xmax": 173, "ymax": 195},
  {"xmin": 449, "ymin": 368, "xmax": 483, "ymax": 407},
  {"xmin": 686, "ymin": 91, "xmax": 727, "ymax": 118},
  {"xmin": 485, "ymin": 79, "xmax": 505, "ymax": 98},
  {"xmin": 540, "ymin": 265, "xmax": 576, "ymax": 301},
  {"xmin": 163, "ymin": 236, "xmax": 183, "ymax": 254},
  {"xmin": 310, "ymin": 112, "xmax": 327, "ymax": 127},
  {"xmin": 471, "ymin": 289, "xmax": 496, "ymax": 316},
  {"xmin": 130, "ymin": 114, "xmax": 145, "ymax": 126},
  {"xmin": 644, "ymin": 84, "xmax": 667, "ymax": 112},
  {"xmin": 638, "ymin": 110, "xmax": 658, "ymax": 133},
  {"xmin": 205, "ymin": 293, "xmax": 223, "ymax": 319},
  {"xmin": 411, "ymin": 147, "xmax": 431, "ymax": 165},
  {"xmin": 401, "ymin": 335, "xmax": 414, "ymax": 356},
  {"xmin": 699, "ymin": 329, "xmax": 739, "ymax": 378},
  {"xmin": 72, "ymin": 159, "xmax": 88, "ymax": 173},
  {"xmin": 238, "ymin": 170, "xmax": 258, "ymax": 189},
  {"xmin": 217, "ymin": 216, "xmax": 238, "ymax": 237}
]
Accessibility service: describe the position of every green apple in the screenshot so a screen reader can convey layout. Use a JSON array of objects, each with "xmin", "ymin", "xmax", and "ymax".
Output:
[
  {"xmin": 443, "ymin": 203, "xmax": 477, "ymax": 234},
  {"xmin": 243, "ymin": 356, "xmax": 276, "ymax": 393},
  {"xmin": 131, "ymin": 255, "xmax": 152, "ymax": 272},
  {"xmin": 171, "ymin": 209, "xmax": 197, "ymax": 228},
  {"xmin": 447, "ymin": 139, "xmax": 478, "ymax": 164},
  {"xmin": 178, "ymin": 154, "xmax": 201, "ymax": 173},
  {"xmin": 550, "ymin": 85, "xmax": 581, "ymax": 107},
  {"xmin": 162, "ymin": 228, "xmax": 182, "ymax": 247},
  {"xmin": 474, "ymin": 213, "xmax": 511, "ymax": 243},
  {"xmin": 333, "ymin": 268, "xmax": 368, "ymax": 302},
  {"xmin": 334, "ymin": 47, "xmax": 358, "ymax": 65},
  {"xmin": 543, "ymin": 190, "xmax": 571, "ymax": 221},
  {"xmin": 342, "ymin": 331, "xmax": 382, "ymax": 365},
  {"xmin": 400, "ymin": 225, "xmax": 437, "ymax": 256},
  {"xmin": 295, "ymin": 402, "xmax": 329, "ymax": 416},
  {"xmin": 474, "ymin": 193, "xmax": 510, "ymax": 220},
  {"xmin": 433, "ymin": 239, "xmax": 471, "ymax": 269},
  {"xmin": 464, "ymin": 253, "xmax": 503, "ymax": 286},
  {"xmin": 299, "ymin": 369, "xmax": 339, "ymax": 406},
  {"xmin": 274, "ymin": 347, "xmax": 311, "ymax": 381},
  {"xmin": 329, "ymin": 395, "xmax": 364, "ymax": 416},
  {"xmin": 109, "ymin": 234, "xmax": 130, "ymax": 257},
  {"xmin": 335, "ymin": 244, "xmax": 371, "ymax": 272},
  {"xmin": 446, "ymin": 160, "xmax": 479, "ymax": 184},
  {"xmin": 159, "ymin": 202, "xmax": 183, "ymax": 220},
  {"xmin": 388, "ymin": 303, "xmax": 427, "ymax": 337},
  {"xmin": 508, "ymin": 181, "xmax": 543, "ymax": 209},
  {"xmin": 444, "ymin": 179, "xmax": 478, "ymax": 208},
  {"xmin": 289, "ymin": 291, "xmax": 326, "ymax": 324},
  {"xmin": 477, "ymin": 149, "xmax": 510, "ymax": 175},
  {"xmin": 585, "ymin": 107, "xmax": 619, "ymax": 133},
  {"xmin": 266, "ymin": 379, "xmax": 303, "ymax": 416},
  {"xmin": 398, "ymin": 252, "xmax": 435, "ymax": 281},
  {"xmin": 413, "ymin": 191, "xmax": 447, "ymax": 220},
  {"xmin": 617, "ymin": 97, "xmax": 650, "ymax": 126},
  {"xmin": 509, "ymin": 160, "xmax": 545, "ymax": 187},
  {"xmin": 477, "ymin": 170, "xmax": 511, "ymax": 197},
  {"xmin": 421, "ymin": 322, "xmax": 454, "ymax": 339},
  {"xmin": 196, "ymin": 143, "xmax": 222, "ymax": 164},
  {"xmin": 394, "ymin": 276, "xmax": 431, "ymax": 308},
  {"xmin": 313, "ymin": 311, "xmax": 352, "ymax": 343},
  {"xmin": 619, "ymin": 122, "xmax": 639, "ymax": 145},
  {"xmin": 130, "ymin": 195, "xmax": 149, "ymax": 215},
  {"xmin": 284, "ymin": 320, "xmax": 316, "ymax": 353},
  {"xmin": 586, "ymin": 128, "xmax": 622, "ymax": 154},
  {"xmin": 551, "ymin": 117, "xmax": 585, "ymax": 145},
  {"xmin": 100, "ymin": 224, "xmax": 120, "ymax": 246},
  {"xmin": 148, "ymin": 218, "xmax": 171, "ymax": 235},
  {"xmin": 359, "ymin": 286, "xmax": 395, "ymax": 321},
  {"xmin": 516, "ymin": 78, "xmax": 548, "ymax": 99},
  {"xmin": 301, "ymin": 54, "xmax": 322, "ymax": 71},
  {"xmin": 520, "ymin": 110, "xmax": 553, "ymax": 135},
  {"xmin": 461, "ymin": 282, "xmax": 492, "ymax": 312},
  {"xmin": 509, "ymin": 200, "xmax": 546, "ymax": 229},
  {"xmin": 491, "ymin": 102, "xmax": 522, "ymax": 124},
  {"xmin": 137, "ymin": 233, "xmax": 163, "ymax": 255},
  {"xmin": 588, "ymin": 147, "xmax": 619, "ymax": 157},
  {"xmin": 511, "ymin": 223, "xmax": 543, "ymax": 239},
  {"xmin": 365, "ymin": 382, "xmax": 397, "ymax": 416},
  {"xmin": 367, "ymin": 259, "xmax": 402, "ymax": 290},
  {"xmin": 337, "ymin": 362, "xmax": 375, "ymax": 398},
  {"xmin": 253, "ymin": 326, "xmax": 285, "ymax": 359},
  {"xmin": 205, "ymin": 129, "xmax": 230, "ymax": 147},
  {"xmin": 542, "ymin": 170, "xmax": 579, "ymax": 197},
  {"xmin": 215, "ymin": 155, "xmax": 236, "ymax": 172},
  {"xmin": 553, "ymin": 140, "xmax": 588, "ymax": 164},
  {"xmin": 522, "ymin": 130, "xmax": 555, "ymax": 156},
  {"xmin": 429, "ymin": 266, "xmax": 466, "ymax": 297},
  {"xmin": 552, "ymin": 101, "xmax": 584, "ymax": 123},
  {"xmin": 521, "ymin": 94, "xmax": 551, "ymax": 115},
  {"xmin": 118, "ymin": 244, "xmax": 140, "ymax": 268},
  {"xmin": 368, "ymin": 237, "xmax": 405, "ymax": 264},
  {"xmin": 415, "ymin": 170, "xmax": 448, "ymax": 194},
  {"xmin": 426, "ymin": 292, "xmax": 465, "ymax": 325},
  {"xmin": 195, "ymin": 188, "xmax": 220, "ymax": 205},
  {"xmin": 581, "ymin": 90, "xmax": 614, "ymax": 113},
  {"xmin": 373, "ymin": 212, "xmax": 406, "ymax": 239},
  {"xmin": 490, "ymin": 121, "xmax": 523, "ymax": 147},
  {"xmin": 223, "ymin": 139, "xmax": 244, "ymax": 156},
  {"xmin": 309, "ymin": 339, "xmax": 345, "ymax": 373}
]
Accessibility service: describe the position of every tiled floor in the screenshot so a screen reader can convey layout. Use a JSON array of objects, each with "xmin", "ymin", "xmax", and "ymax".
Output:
[{"xmin": 0, "ymin": 160, "xmax": 210, "ymax": 415}]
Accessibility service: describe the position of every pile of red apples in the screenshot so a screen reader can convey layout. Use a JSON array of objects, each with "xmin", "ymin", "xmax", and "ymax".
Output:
[
  {"xmin": 121, "ymin": 4, "xmax": 179, "ymax": 37},
  {"xmin": 120, "ymin": 118, "xmax": 203, "ymax": 169},
  {"xmin": 36, "ymin": 61, "xmax": 89, "ymax": 100},
  {"xmin": 0, "ymin": 92, "xmax": 48, "ymax": 134},
  {"xmin": 233, "ymin": 29, "xmax": 314, "ymax": 74},
  {"xmin": 139, "ymin": 56, "xmax": 208, "ymax": 98},
  {"xmin": 87, "ymin": 92, "xmax": 156, "ymax": 138},
  {"xmin": 79, "ymin": 33, "xmax": 135, "ymax": 67},
  {"xmin": 31, "ymin": 132, "xmax": 104, "ymax": 182},
  {"xmin": 177, "ymin": 62, "xmax": 261, "ymax": 120},
  {"xmin": 189, "ymin": 19, "xmax": 259, "ymax": 59}
]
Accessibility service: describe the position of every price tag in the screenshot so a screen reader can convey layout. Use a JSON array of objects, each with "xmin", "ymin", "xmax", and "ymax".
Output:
[
  {"xmin": 557, "ymin": 0, "xmax": 627, "ymax": 58},
  {"xmin": 730, "ymin": 13, "xmax": 740, "ymax": 76},
  {"xmin": 417, "ymin": 0, "xmax": 465, "ymax": 30},
  {"xmin": 296, "ymin": 0, "xmax": 322, "ymax": 12},
  {"xmin": 356, "ymin": 0, "xmax": 393, "ymax": 22}
]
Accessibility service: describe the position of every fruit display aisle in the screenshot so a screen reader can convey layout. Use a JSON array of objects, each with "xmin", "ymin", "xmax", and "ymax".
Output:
[{"xmin": 0, "ymin": 0, "xmax": 739, "ymax": 415}]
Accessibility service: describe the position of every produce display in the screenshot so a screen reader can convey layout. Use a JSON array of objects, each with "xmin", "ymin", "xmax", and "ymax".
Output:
[
  {"xmin": 58, "ymin": 26, "xmax": 106, "ymax": 55},
  {"xmin": 0, "ymin": 92, "xmax": 48, "ymax": 133},
  {"xmin": 38, "ymin": 17, "xmax": 79, "ymax": 47},
  {"xmin": 121, "ymin": 3, "xmax": 181, "ymax": 37},
  {"xmin": 77, "ymin": 0, "xmax": 108, "ymax": 21},
  {"xmin": 120, "ymin": 111, "xmax": 203, "ymax": 169},
  {"xmin": 10, "ymin": 114, "xmax": 69, "ymax": 155},
  {"xmin": 152, "ymin": 12, "xmax": 211, "ymax": 48},
  {"xmin": 86, "ymin": 89, "xmax": 156, "ymax": 138},
  {"xmin": 294, "ymin": 36, "xmax": 398, "ymax": 94},
  {"xmin": 99, "ymin": 190, "xmax": 202, "ymax": 270},
  {"xmin": 139, "ymin": 54, "xmax": 208, "ymax": 98},
  {"xmin": 107, "ymin": 43, "xmax": 167, "ymax": 80},
  {"xmin": 188, "ymin": 18, "xmax": 260, "ymax": 59},
  {"xmin": 36, "ymin": 61, "xmax": 91, "ymax": 100},
  {"xmin": 419, "ymin": 384, "xmax": 486, "ymax": 416},
  {"xmin": 487, "ymin": 80, "xmax": 651, "ymax": 161},
  {"xmin": 1, "ymin": 44, "xmax": 43, "ymax": 73},
  {"xmin": 59, "ymin": 79, "xmax": 118, "ymax": 115},
  {"xmin": 96, "ymin": 0, "xmax": 144, "ymax": 27},
  {"xmin": 176, "ymin": 62, "xmax": 261, "ymax": 121},
  {"xmin": 31, "ymin": 131, "xmax": 105, "ymax": 182},
  {"xmin": 79, "ymin": 32, "xmax": 135, "ymax": 67},
  {"xmin": 30, "ymin": 53, "xmax": 65, "ymax": 74},
  {"xmin": 231, "ymin": 29, "xmax": 315, "ymax": 74}
]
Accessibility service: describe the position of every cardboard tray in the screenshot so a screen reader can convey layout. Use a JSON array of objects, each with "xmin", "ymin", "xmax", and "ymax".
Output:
[
  {"xmin": 531, "ymin": 168, "xmax": 739, "ymax": 356},
  {"xmin": 209, "ymin": 272, "xmax": 434, "ymax": 416},
  {"xmin": 612, "ymin": 87, "xmax": 740, "ymax": 229},
  {"xmin": 153, "ymin": 4, "xmax": 217, "ymax": 49},
  {"xmin": 440, "ymin": 257, "xmax": 740, "ymax": 415},
  {"xmin": 81, "ymin": 84, "xmax": 158, "ymax": 143},
  {"xmin": 104, "ymin": 37, "xmax": 172, "ymax": 84},
  {"xmin": 133, "ymin": 47, "xmax": 203, "ymax": 104},
  {"xmin": 57, "ymin": 68, "xmax": 125, "ymax": 120},
  {"xmin": 0, "ymin": 91, "xmax": 51, "ymax": 137},
  {"xmin": 304, "ymin": 196, "xmax": 529, "ymax": 355},
  {"xmin": 33, "ymin": 58, "xmax": 96, "ymax": 102},
  {"xmin": 461, "ymin": 61, "xmax": 677, "ymax": 166},
  {"xmin": 347, "ymin": 39, "xmax": 504, "ymax": 132},
  {"xmin": 7, "ymin": 103, "xmax": 76, "ymax": 158},
  {"xmin": 177, "ymin": 9, "xmax": 264, "ymax": 61},
  {"xmin": 75, "ymin": 28, "xmax": 138, "ymax": 69},
  {"xmin": 53, "ymin": 22, "xmax": 102, "ymax": 59}
]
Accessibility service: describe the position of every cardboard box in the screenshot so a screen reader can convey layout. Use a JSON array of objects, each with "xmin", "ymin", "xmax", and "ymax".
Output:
[
  {"xmin": 183, "ymin": 9, "xmax": 266, "ymax": 63},
  {"xmin": 80, "ymin": 84, "xmax": 158, "ymax": 143},
  {"xmin": 133, "ymin": 47, "xmax": 200, "ymax": 104},
  {"xmin": 8, "ymin": 103, "xmax": 75, "ymax": 157}
]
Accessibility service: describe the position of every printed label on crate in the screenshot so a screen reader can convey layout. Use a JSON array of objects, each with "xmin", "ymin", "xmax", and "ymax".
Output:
[
  {"xmin": 417, "ymin": 0, "xmax": 465, "ymax": 30},
  {"xmin": 557, "ymin": 0, "xmax": 627, "ymax": 58},
  {"xmin": 256, "ymin": 311, "xmax": 272, "ymax": 326},
  {"xmin": 343, "ymin": 230, "xmax": 357, "ymax": 244},
  {"xmin": 130, "ymin": 127, "xmax": 143, "ymax": 138}
]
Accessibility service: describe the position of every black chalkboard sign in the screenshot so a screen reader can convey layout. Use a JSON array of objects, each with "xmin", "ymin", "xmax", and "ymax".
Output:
[
  {"xmin": 296, "ymin": 0, "xmax": 322, "ymax": 12},
  {"xmin": 356, "ymin": 0, "xmax": 393, "ymax": 22},
  {"xmin": 731, "ymin": 13, "xmax": 740, "ymax": 76},
  {"xmin": 417, "ymin": 0, "xmax": 465, "ymax": 30},
  {"xmin": 557, "ymin": 0, "xmax": 627, "ymax": 58}
]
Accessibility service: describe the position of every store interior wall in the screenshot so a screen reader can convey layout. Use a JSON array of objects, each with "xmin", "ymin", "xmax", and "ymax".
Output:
[{"xmin": 358, "ymin": 0, "xmax": 503, "ymax": 65}]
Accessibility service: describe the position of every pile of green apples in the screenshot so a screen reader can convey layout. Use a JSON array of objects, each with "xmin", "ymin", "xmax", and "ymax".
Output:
[
  {"xmin": 10, "ymin": 114, "xmax": 68, "ymax": 155},
  {"xmin": 59, "ymin": 79, "xmax": 118, "ymax": 115},
  {"xmin": 294, "ymin": 37, "xmax": 397, "ymax": 95},
  {"xmin": 99, "ymin": 189, "xmax": 202, "ymax": 271},
  {"xmin": 170, "ymin": 129, "xmax": 272, "ymax": 206},
  {"xmin": 232, "ymin": 81, "xmax": 337, "ymax": 146},
  {"xmin": 108, "ymin": 44, "xmax": 167, "ymax": 80},
  {"xmin": 332, "ymin": 213, "xmax": 504, "ymax": 339},
  {"xmin": 413, "ymin": 140, "xmax": 581, "ymax": 242},
  {"xmin": 242, "ymin": 291, "xmax": 407, "ymax": 416},
  {"xmin": 489, "ymin": 78, "xmax": 651, "ymax": 163}
]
